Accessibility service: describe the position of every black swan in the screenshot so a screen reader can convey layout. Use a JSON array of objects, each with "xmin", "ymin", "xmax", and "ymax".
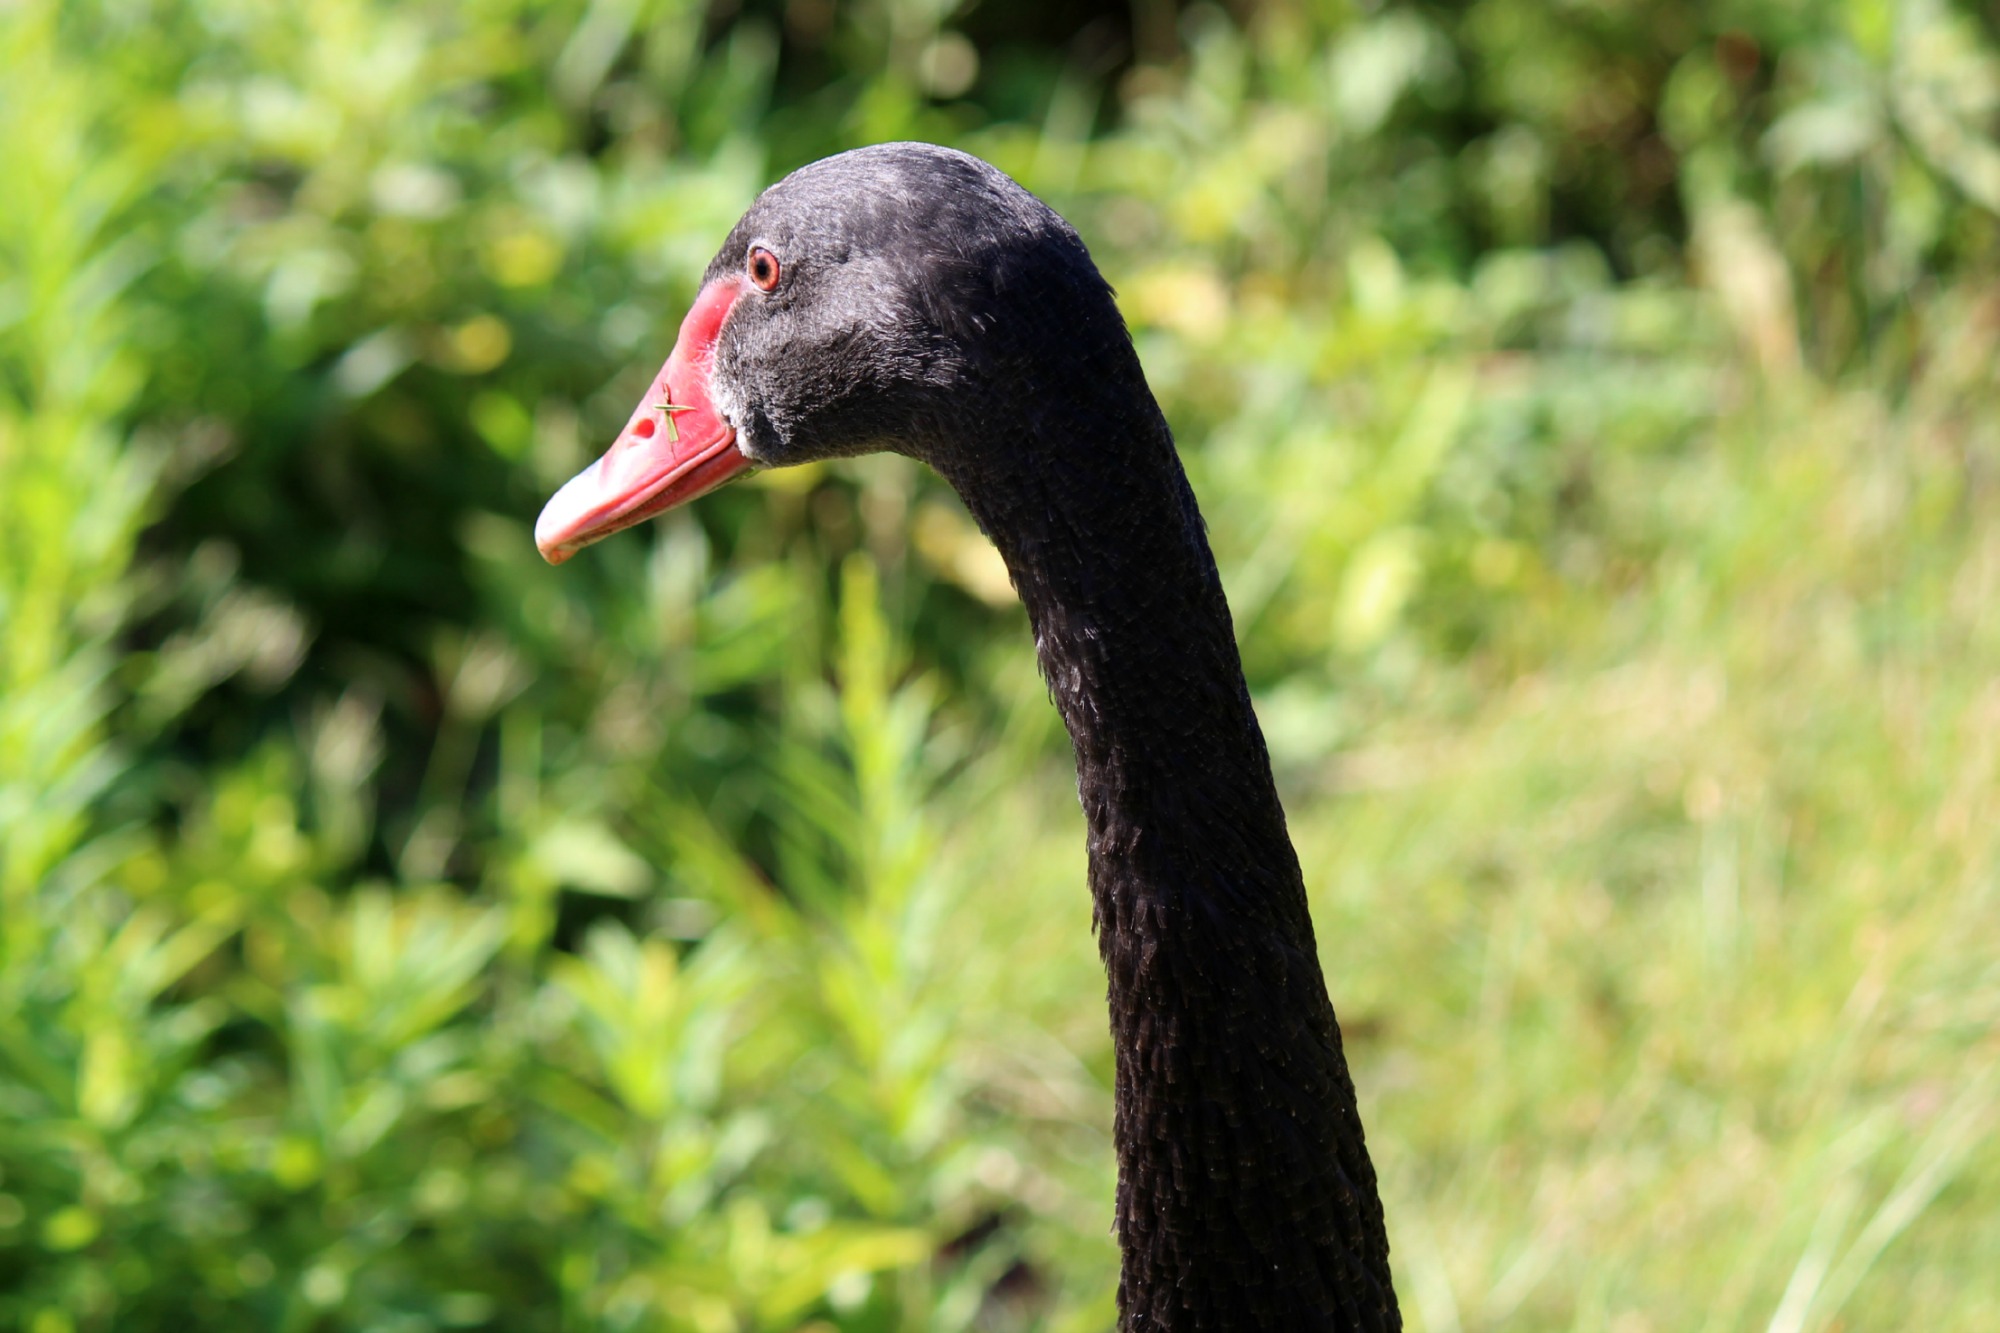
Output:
[{"xmin": 537, "ymin": 143, "xmax": 1399, "ymax": 1331}]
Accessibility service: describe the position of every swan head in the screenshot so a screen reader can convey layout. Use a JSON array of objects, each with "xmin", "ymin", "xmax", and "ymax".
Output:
[{"xmin": 536, "ymin": 143, "xmax": 1120, "ymax": 564}]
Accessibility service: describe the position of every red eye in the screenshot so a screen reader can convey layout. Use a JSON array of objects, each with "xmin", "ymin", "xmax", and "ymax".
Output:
[{"xmin": 747, "ymin": 246, "xmax": 780, "ymax": 291}]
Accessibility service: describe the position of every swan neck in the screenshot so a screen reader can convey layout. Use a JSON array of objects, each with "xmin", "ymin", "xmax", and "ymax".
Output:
[{"xmin": 936, "ymin": 383, "xmax": 1401, "ymax": 1329}]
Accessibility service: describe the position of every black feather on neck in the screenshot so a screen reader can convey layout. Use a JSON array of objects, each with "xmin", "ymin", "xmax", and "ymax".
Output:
[{"xmin": 932, "ymin": 283, "xmax": 1400, "ymax": 1330}]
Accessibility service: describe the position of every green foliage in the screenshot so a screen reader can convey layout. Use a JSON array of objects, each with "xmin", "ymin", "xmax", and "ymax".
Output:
[{"xmin": 3, "ymin": 0, "xmax": 1999, "ymax": 1329}]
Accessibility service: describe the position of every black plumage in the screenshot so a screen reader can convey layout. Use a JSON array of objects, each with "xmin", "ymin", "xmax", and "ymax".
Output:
[{"xmin": 570, "ymin": 143, "xmax": 1400, "ymax": 1330}]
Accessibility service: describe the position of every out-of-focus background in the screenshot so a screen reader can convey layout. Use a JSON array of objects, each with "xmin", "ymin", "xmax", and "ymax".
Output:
[{"xmin": 4, "ymin": 0, "xmax": 1998, "ymax": 1327}]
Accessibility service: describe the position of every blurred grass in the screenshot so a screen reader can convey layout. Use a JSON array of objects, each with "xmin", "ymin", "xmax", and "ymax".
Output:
[{"xmin": 2, "ymin": 0, "xmax": 1998, "ymax": 1329}]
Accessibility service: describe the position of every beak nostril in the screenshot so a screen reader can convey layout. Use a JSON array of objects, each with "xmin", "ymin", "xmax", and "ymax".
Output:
[{"xmin": 631, "ymin": 417, "xmax": 657, "ymax": 439}]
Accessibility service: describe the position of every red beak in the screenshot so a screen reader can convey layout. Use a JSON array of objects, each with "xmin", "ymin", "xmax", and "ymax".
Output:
[{"xmin": 535, "ymin": 277, "xmax": 756, "ymax": 564}]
